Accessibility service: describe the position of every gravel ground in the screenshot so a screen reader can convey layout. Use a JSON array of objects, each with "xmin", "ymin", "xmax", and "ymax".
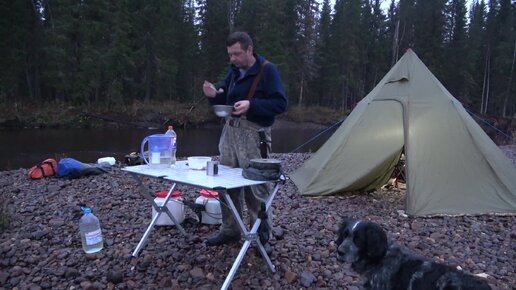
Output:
[{"xmin": 0, "ymin": 146, "xmax": 514, "ymax": 290}]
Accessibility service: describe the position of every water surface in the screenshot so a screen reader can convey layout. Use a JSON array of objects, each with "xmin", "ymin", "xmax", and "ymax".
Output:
[{"xmin": 0, "ymin": 126, "xmax": 336, "ymax": 170}]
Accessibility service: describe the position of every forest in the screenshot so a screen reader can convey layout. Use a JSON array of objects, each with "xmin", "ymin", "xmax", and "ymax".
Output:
[{"xmin": 0, "ymin": 0, "xmax": 515, "ymax": 119}]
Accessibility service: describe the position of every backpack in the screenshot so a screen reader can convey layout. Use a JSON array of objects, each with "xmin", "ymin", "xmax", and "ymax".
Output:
[{"xmin": 28, "ymin": 159, "xmax": 58, "ymax": 179}]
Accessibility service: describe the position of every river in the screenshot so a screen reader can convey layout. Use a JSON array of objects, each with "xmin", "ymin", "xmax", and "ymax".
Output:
[{"xmin": 0, "ymin": 125, "xmax": 337, "ymax": 171}]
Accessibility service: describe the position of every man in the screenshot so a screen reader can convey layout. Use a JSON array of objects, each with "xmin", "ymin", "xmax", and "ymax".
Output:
[{"xmin": 202, "ymin": 31, "xmax": 287, "ymax": 253}]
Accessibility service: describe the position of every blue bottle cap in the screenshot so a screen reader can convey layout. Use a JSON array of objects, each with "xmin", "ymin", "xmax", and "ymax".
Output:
[{"xmin": 81, "ymin": 207, "xmax": 92, "ymax": 214}]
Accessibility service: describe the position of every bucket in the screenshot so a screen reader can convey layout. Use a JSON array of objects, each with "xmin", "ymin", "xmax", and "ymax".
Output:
[
  {"xmin": 140, "ymin": 134, "xmax": 173, "ymax": 168},
  {"xmin": 195, "ymin": 190, "xmax": 222, "ymax": 225},
  {"xmin": 152, "ymin": 191, "xmax": 185, "ymax": 226}
]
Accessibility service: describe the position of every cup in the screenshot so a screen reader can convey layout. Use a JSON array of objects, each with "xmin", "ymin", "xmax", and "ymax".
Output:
[{"xmin": 207, "ymin": 161, "xmax": 219, "ymax": 176}]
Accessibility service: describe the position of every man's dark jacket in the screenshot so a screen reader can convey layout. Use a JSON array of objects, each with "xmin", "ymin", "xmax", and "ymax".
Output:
[{"xmin": 209, "ymin": 54, "xmax": 287, "ymax": 127}]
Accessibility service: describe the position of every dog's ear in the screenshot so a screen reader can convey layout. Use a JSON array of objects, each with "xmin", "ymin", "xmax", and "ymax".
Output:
[{"xmin": 364, "ymin": 223, "xmax": 388, "ymax": 262}]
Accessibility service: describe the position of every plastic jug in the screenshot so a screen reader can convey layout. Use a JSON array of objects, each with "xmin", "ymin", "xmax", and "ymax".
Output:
[
  {"xmin": 140, "ymin": 134, "xmax": 173, "ymax": 168},
  {"xmin": 152, "ymin": 190, "xmax": 185, "ymax": 226},
  {"xmin": 195, "ymin": 189, "xmax": 222, "ymax": 224}
]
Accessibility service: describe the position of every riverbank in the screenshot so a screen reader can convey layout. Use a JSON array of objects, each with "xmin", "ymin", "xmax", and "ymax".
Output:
[
  {"xmin": 0, "ymin": 101, "xmax": 345, "ymax": 130},
  {"xmin": 0, "ymin": 148, "xmax": 514, "ymax": 289}
]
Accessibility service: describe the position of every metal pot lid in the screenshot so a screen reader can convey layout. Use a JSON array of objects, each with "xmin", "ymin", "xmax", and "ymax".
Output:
[{"xmin": 249, "ymin": 158, "xmax": 282, "ymax": 170}]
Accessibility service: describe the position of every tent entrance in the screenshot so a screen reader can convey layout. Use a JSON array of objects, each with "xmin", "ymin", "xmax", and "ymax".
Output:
[{"xmin": 340, "ymin": 99, "xmax": 405, "ymax": 191}]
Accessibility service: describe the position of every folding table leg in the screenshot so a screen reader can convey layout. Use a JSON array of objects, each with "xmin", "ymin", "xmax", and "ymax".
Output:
[
  {"xmin": 220, "ymin": 183, "xmax": 280, "ymax": 290},
  {"xmin": 132, "ymin": 212, "xmax": 161, "ymax": 257},
  {"xmin": 129, "ymin": 173, "xmax": 186, "ymax": 257},
  {"xmin": 220, "ymin": 239, "xmax": 253, "ymax": 290}
]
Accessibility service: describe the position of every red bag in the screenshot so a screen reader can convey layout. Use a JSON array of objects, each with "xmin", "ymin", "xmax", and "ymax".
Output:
[{"xmin": 28, "ymin": 159, "xmax": 58, "ymax": 179}]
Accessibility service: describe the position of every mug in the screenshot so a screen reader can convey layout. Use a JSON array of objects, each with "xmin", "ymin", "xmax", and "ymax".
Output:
[{"xmin": 207, "ymin": 161, "xmax": 219, "ymax": 176}]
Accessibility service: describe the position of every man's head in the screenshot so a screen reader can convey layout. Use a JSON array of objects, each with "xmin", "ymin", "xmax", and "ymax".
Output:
[{"xmin": 226, "ymin": 31, "xmax": 255, "ymax": 69}]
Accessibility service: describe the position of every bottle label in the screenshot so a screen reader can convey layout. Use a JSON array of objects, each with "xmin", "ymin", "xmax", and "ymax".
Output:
[{"xmin": 85, "ymin": 229, "xmax": 103, "ymax": 245}]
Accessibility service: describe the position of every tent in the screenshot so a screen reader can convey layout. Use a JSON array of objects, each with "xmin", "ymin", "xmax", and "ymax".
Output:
[{"xmin": 290, "ymin": 49, "xmax": 516, "ymax": 216}]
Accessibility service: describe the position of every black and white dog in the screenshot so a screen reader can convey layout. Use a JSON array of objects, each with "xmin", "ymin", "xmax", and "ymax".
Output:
[{"xmin": 336, "ymin": 218, "xmax": 492, "ymax": 290}]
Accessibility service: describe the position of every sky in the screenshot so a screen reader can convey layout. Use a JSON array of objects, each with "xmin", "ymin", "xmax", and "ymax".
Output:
[
  {"xmin": 378, "ymin": 0, "xmax": 476, "ymax": 11},
  {"xmin": 381, "ymin": 0, "xmax": 476, "ymax": 14},
  {"xmin": 324, "ymin": 0, "xmax": 477, "ymax": 13}
]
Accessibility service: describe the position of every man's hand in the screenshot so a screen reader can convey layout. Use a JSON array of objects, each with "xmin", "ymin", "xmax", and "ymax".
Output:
[
  {"xmin": 203, "ymin": 81, "xmax": 224, "ymax": 98},
  {"xmin": 233, "ymin": 100, "xmax": 250, "ymax": 115}
]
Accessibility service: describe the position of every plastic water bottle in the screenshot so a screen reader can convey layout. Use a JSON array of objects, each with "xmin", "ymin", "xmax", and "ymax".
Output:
[
  {"xmin": 79, "ymin": 207, "xmax": 103, "ymax": 253},
  {"xmin": 165, "ymin": 125, "xmax": 177, "ymax": 165}
]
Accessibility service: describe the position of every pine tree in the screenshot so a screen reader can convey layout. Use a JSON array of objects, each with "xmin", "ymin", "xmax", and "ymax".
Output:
[
  {"xmin": 481, "ymin": 0, "xmax": 500, "ymax": 114},
  {"xmin": 106, "ymin": 0, "xmax": 136, "ymax": 104},
  {"xmin": 153, "ymin": 0, "xmax": 183, "ymax": 102},
  {"xmin": 413, "ymin": 0, "xmax": 447, "ymax": 74},
  {"xmin": 397, "ymin": 0, "xmax": 416, "ymax": 53},
  {"xmin": 0, "ymin": 0, "xmax": 42, "ymax": 102},
  {"xmin": 327, "ymin": 0, "xmax": 361, "ymax": 110},
  {"xmin": 284, "ymin": 0, "xmax": 319, "ymax": 106},
  {"xmin": 358, "ymin": 0, "xmax": 388, "ymax": 97},
  {"xmin": 386, "ymin": 0, "xmax": 401, "ymax": 65},
  {"xmin": 175, "ymin": 0, "xmax": 201, "ymax": 102},
  {"xmin": 199, "ymin": 0, "xmax": 231, "ymax": 83},
  {"xmin": 39, "ymin": 0, "xmax": 79, "ymax": 102},
  {"xmin": 466, "ymin": 0, "xmax": 488, "ymax": 111},
  {"xmin": 311, "ymin": 0, "xmax": 333, "ymax": 106},
  {"xmin": 443, "ymin": 0, "xmax": 468, "ymax": 101},
  {"xmin": 72, "ymin": 0, "xmax": 111, "ymax": 104},
  {"xmin": 492, "ymin": 0, "xmax": 515, "ymax": 117}
]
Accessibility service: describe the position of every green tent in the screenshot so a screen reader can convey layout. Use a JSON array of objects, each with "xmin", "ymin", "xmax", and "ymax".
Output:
[{"xmin": 291, "ymin": 49, "xmax": 516, "ymax": 216}]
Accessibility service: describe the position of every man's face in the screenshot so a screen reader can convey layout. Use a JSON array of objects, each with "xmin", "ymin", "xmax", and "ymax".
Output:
[{"xmin": 227, "ymin": 42, "xmax": 253, "ymax": 69}]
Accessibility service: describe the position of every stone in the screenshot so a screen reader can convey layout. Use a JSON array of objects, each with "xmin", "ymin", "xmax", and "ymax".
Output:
[
  {"xmin": 0, "ymin": 271, "xmax": 9, "ymax": 284},
  {"xmin": 299, "ymin": 271, "xmax": 316, "ymax": 287},
  {"xmin": 284, "ymin": 271, "xmax": 297, "ymax": 283},
  {"xmin": 0, "ymin": 153, "xmax": 513, "ymax": 290},
  {"xmin": 106, "ymin": 271, "xmax": 123, "ymax": 284},
  {"xmin": 189, "ymin": 267, "xmax": 204, "ymax": 279}
]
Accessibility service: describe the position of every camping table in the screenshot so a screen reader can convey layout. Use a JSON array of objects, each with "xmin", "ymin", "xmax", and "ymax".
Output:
[{"xmin": 122, "ymin": 161, "xmax": 281, "ymax": 290}]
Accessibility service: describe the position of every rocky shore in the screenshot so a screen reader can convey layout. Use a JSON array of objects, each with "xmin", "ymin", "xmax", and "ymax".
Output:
[{"xmin": 0, "ymin": 147, "xmax": 515, "ymax": 290}]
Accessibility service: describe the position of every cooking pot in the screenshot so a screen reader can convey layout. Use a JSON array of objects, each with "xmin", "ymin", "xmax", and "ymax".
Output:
[
  {"xmin": 213, "ymin": 105, "xmax": 234, "ymax": 117},
  {"xmin": 140, "ymin": 134, "xmax": 173, "ymax": 168}
]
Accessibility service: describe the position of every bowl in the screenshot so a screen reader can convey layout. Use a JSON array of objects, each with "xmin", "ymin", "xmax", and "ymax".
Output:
[
  {"xmin": 187, "ymin": 156, "xmax": 212, "ymax": 170},
  {"xmin": 213, "ymin": 105, "xmax": 234, "ymax": 117}
]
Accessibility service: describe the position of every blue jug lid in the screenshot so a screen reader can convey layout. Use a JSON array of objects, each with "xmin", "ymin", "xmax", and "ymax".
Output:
[
  {"xmin": 81, "ymin": 207, "xmax": 92, "ymax": 213},
  {"xmin": 150, "ymin": 134, "xmax": 170, "ymax": 139}
]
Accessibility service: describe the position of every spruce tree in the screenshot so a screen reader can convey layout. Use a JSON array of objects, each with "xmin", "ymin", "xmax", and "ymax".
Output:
[
  {"xmin": 443, "ymin": 0, "xmax": 468, "ymax": 101},
  {"xmin": 198, "ymin": 0, "xmax": 231, "ymax": 83},
  {"xmin": 311, "ymin": 0, "xmax": 333, "ymax": 106},
  {"xmin": 466, "ymin": 0, "xmax": 488, "ymax": 111}
]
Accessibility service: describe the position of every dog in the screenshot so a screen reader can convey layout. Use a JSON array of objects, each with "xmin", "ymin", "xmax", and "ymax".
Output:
[{"xmin": 336, "ymin": 218, "xmax": 492, "ymax": 290}]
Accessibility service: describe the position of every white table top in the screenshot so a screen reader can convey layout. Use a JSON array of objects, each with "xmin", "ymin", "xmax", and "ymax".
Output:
[{"xmin": 122, "ymin": 160, "xmax": 268, "ymax": 189}]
